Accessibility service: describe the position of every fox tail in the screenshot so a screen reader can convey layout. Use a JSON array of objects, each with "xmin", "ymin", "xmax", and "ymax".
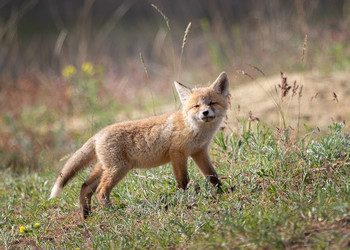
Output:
[{"xmin": 49, "ymin": 138, "xmax": 96, "ymax": 199}]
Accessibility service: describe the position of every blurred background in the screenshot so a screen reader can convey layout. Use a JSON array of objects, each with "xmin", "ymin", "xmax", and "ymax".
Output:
[{"xmin": 0, "ymin": 0, "xmax": 349, "ymax": 172}]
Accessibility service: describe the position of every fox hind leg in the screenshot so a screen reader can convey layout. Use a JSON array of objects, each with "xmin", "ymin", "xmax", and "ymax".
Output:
[
  {"xmin": 80, "ymin": 162, "xmax": 103, "ymax": 219},
  {"xmin": 96, "ymin": 165, "xmax": 131, "ymax": 206}
]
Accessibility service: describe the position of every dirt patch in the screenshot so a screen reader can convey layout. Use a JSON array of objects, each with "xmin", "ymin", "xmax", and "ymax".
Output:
[{"xmin": 229, "ymin": 71, "xmax": 350, "ymax": 132}]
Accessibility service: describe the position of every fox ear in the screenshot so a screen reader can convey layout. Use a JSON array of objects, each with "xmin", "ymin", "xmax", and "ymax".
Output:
[
  {"xmin": 174, "ymin": 81, "xmax": 192, "ymax": 104},
  {"xmin": 211, "ymin": 72, "xmax": 229, "ymax": 97}
]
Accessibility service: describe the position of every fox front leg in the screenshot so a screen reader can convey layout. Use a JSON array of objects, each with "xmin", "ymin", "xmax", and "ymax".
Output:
[{"xmin": 191, "ymin": 149, "xmax": 222, "ymax": 188}]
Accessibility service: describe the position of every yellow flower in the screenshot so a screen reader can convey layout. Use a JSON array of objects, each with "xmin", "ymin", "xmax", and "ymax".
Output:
[
  {"xmin": 62, "ymin": 65, "xmax": 76, "ymax": 78},
  {"xmin": 20, "ymin": 226, "xmax": 26, "ymax": 233},
  {"xmin": 34, "ymin": 222, "xmax": 40, "ymax": 228},
  {"xmin": 81, "ymin": 62, "xmax": 94, "ymax": 75}
]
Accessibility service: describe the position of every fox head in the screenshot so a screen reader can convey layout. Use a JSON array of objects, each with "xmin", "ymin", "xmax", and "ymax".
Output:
[{"xmin": 174, "ymin": 72, "xmax": 229, "ymax": 127}]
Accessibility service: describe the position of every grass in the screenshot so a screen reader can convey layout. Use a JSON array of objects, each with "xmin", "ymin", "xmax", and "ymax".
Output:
[
  {"xmin": 1, "ymin": 2, "xmax": 350, "ymax": 248},
  {"xmin": 1, "ymin": 122, "xmax": 349, "ymax": 249}
]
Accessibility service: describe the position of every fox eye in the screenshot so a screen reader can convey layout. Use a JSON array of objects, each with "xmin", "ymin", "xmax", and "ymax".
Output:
[
  {"xmin": 209, "ymin": 102, "xmax": 217, "ymax": 106},
  {"xmin": 193, "ymin": 104, "xmax": 200, "ymax": 108}
]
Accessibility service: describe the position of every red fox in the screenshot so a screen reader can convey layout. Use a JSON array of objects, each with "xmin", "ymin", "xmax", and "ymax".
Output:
[{"xmin": 50, "ymin": 72, "xmax": 229, "ymax": 219}]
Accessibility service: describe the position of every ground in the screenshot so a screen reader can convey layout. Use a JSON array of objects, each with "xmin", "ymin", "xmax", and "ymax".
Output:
[{"xmin": 230, "ymin": 71, "xmax": 350, "ymax": 132}]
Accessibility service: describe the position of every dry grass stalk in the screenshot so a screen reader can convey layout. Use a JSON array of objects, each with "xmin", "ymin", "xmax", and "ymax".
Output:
[
  {"xmin": 311, "ymin": 92, "xmax": 318, "ymax": 101},
  {"xmin": 296, "ymin": 84, "xmax": 303, "ymax": 137},
  {"xmin": 301, "ymin": 34, "xmax": 308, "ymax": 62},
  {"xmin": 292, "ymin": 81, "xmax": 299, "ymax": 96},
  {"xmin": 178, "ymin": 22, "xmax": 191, "ymax": 78},
  {"xmin": 181, "ymin": 22, "xmax": 191, "ymax": 56},
  {"xmin": 132, "ymin": 169, "xmax": 163, "ymax": 181},
  {"xmin": 247, "ymin": 64, "xmax": 266, "ymax": 77},
  {"xmin": 237, "ymin": 70, "xmax": 255, "ymax": 81},
  {"xmin": 139, "ymin": 53, "xmax": 149, "ymax": 78},
  {"xmin": 248, "ymin": 110, "xmax": 260, "ymax": 122},
  {"xmin": 333, "ymin": 92, "xmax": 339, "ymax": 103},
  {"xmin": 298, "ymin": 85, "xmax": 303, "ymax": 98},
  {"xmin": 151, "ymin": 4, "xmax": 171, "ymax": 31},
  {"xmin": 279, "ymin": 72, "xmax": 292, "ymax": 99}
]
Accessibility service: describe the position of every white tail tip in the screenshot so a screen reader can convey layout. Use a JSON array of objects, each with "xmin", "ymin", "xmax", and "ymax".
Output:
[{"xmin": 49, "ymin": 184, "xmax": 63, "ymax": 200}]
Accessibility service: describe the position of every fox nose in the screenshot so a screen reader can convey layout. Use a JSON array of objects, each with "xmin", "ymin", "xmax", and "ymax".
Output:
[{"xmin": 202, "ymin": 110, "xmax": 209, "ymax": 116}]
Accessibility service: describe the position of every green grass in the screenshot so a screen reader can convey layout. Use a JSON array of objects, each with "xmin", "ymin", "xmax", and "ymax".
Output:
[
  {"xmin": 1, "ymin": 122, "xmax": 349, "ymax": 249},
  {"xmin": 1, "ymin": 3, "xmax": 349, "ymax": 248}
]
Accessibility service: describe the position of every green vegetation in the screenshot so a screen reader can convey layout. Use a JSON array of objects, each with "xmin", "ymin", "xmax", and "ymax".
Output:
[
  {"xmin": 1, "ymin": 1, "xmax": 350, "ymax": 249},
  {"xmin": 1, "ymin": 122, "xmax": 349, "ymax": 249}
]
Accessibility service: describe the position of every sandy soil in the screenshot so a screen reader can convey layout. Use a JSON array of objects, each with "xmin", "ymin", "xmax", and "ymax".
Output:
[{"xmin": 228, "ymin": 71, "xmax": 350, "ymax": 133}]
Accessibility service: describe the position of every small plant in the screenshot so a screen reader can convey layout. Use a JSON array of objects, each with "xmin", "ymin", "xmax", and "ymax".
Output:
[
  {"xmin": 307, "ymin": 122, "xmax": 350, "ymax": 166},
  {"xmin": 62, "ymin": 62, "xmax": 105, "ymax": 114}
]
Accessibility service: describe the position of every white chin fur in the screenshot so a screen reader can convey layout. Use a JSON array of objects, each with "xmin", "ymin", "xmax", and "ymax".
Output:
[{"xmin": 49, "ymin": 184, "xmax": 63, "ymax": 199}]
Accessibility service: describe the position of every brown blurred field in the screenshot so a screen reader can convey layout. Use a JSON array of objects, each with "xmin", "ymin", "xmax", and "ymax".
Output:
[{"xmin": 0, "ymin": 0, "xmax": 349, "ymax": 172}]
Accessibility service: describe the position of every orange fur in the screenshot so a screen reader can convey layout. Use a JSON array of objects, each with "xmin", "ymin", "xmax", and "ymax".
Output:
[{"xmin": 50, "ymin": 72, "xmax": 229, "ymax": 219}]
